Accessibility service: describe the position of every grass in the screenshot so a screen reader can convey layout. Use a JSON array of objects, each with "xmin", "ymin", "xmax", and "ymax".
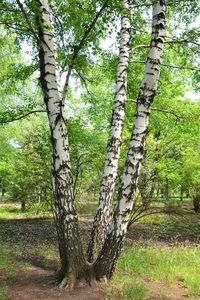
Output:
[
  {"xmin": 0, "ymin": 240, "xmax": 25, "ymax": 299},
  {"xmin": 0, "ymin": 200, "xmax": 200, "ymax": 299},
  {"xmin": 0, "ymin": 202, "xmax": 54, "ymax": 219},
  {"xmin": 104, "ymin": 243, "xmax": 200, "ymax": 299},
  {"xmin": 0, "ymin": 205, "xmax": 22, "ymax": 219},
  {"xmin": 104, "ymin": 275, "xmax": 148, "ymax": 300},
  {"xmin": 0, "ymin": 285, "xmax": 8, "ymax": 300}
]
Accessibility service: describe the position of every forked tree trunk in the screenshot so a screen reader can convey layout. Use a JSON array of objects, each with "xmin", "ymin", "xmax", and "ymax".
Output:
[
  {"xmin": 37, "ymin": 0, "xmax": 88, "ymax": 286},
  {"xmin": 87, "ymin": 0, "xmax": 131, "ymax": 262},
  {"xmin": 28, "ymin": 0, "xmax": 165, "ymax": 285},
  {"xmin": 94, "ymin": 0, "xmax": 166, "ymax": 279}
]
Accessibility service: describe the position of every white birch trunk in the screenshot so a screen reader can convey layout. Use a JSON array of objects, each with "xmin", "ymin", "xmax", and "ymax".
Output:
[
  {"xmin": 37, "ymin": 0, "xmax": 87, "ymax": 284},
  {"xmin": 87, "ymin": 0, "xmax": 131, "ymax": 262},
  {"xmin": 94, "ymin": 0, "xmax": 166, "ymax": 279}
]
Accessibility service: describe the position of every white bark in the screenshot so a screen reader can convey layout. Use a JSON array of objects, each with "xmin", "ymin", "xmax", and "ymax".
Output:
[
  {"xmin": 38, "ymin": 0, "xmax": 86, "ymax": 280},
  {"xmin": 87, "ymin": 0, "xmax": 131, "ymax": 262},
  {"xmin": 113, "ymin": 0, "xmax": 166, "ymax": 238},
  {"xmin": 94, "ymin": 0, "xmax": 166, "ymax": 279}
]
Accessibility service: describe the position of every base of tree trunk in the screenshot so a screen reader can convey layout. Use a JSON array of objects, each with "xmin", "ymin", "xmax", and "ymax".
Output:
[{"xmin": 56, "ymin": 262, "xmax": 98, "ymax": 290}]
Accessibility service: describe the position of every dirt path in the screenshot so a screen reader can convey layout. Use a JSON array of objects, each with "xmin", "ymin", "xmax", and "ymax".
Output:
[{"xmin": 7, "ymin": 266, "xmax": 104, "ymax": 300}]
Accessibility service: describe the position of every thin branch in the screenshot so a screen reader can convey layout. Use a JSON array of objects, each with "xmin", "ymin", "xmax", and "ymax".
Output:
[
  {"xmin": 62, "ymin": 0, "xmax": 109, "ymax": 101},
  {"xmin": 130, "ymin": 44, "xmax": 149, "ymax": 53},
  {"xmin": 130, "ymin": 0, "xmax": 179, "ymax": 9},
  {"xmin": 188, "ymin": 40, "xmax": 200, "ymax": 47},
  {"xmin": 56, "ymin": 0, "xmax": 64, "ymax": 13},
  {"xmin": 151, "ymin": 107, "xmax": 182, "ymax": 119},
  {"xmin": 0, "ymin": 21, "xmax": 30, "ymax": 32},
  {"xmin": 131, "ymin": 39, "xmax": 200, "ymax": 53},
  {"xmin": 128, "ymin": 99, "xmax": 182, "ymax": 119},
  {"xmin": 16, "ymin": 0, "xmax": 41, "ymax": 45},
  {"xmin": 130, "ymin": 2, "xmax": 152, "ymax": 9},
  {"xmin": 128, "ymin": 208, "xmax": 165, "ymax": 227},
  {"xmin": 130, "ymin": 60, "xmax": 199, "ymax": 71},
  {"xmin": 74, "ymin": 69, "xmax": 94, "ymax": 100},
  {"xmin": 161, "ymin": 63, "xmax": 199, "ymax": 71},
  {"xmin": 55, "ymin": 16, "xmax": 65, "ymax": 49},
  {"xmin": 0, "ymin": 110, "xmax": 46, "ymax": 124}
]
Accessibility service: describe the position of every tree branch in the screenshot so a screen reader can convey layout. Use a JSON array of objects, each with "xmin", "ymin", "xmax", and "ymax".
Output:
[
  {"xmin": 128, "ymin": 99, "xmax": 182, "ymax": 119},
  {"xmin": 161, "ymin": 62, "xmax": 199, "ymax": 71},
  {"xmin": 130, "ymin": 60, "xmax": 199, "ymax": 71},
  {"xmin": 0, "ymin": 21, "xmax": 30, "ymax": 32},
  {"xmin": 74, "ymin": 69, "xmax": 94, "ymax": 101},
  {"xmin": 131, "ymin": 39, "xmax": 200, "ymax": 53},
  {"xmin": 130, "ymin": 1, "xmax": 179, "ymax": 9},
  {"xmin": 56, "ymin": 0, "xmax": 64, "ymax": 13},
  {"xmin": 62, "ymin": 0, "xmax": 109, "ymax": 101},
  {"xmin": 130, "ymin": 44, "xmax": 150, "ymax": 53},
  {"xmin": 0, "ymin": 110, "xmax": 46, "ymax": 124},
  {"xmin": 16, "ymin": 0, "xmax": 41, "ymax": 45},
  {"xmin": 165, "ymin": 37, "xmax": 200, "ymax": 47}
]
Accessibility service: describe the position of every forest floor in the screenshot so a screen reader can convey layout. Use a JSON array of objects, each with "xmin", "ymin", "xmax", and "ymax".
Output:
[{"xmin": 0, "ymin": 200, "xmax": 199, "ymax": 300}]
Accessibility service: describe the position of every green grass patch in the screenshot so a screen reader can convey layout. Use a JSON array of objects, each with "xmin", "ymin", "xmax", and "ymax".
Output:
[
  {"xmin": 25, "ymin": 243, "xmax": 58, "ymax": 270},
  {"xmin": 108, "ymin": 243, "xmax": 200, "ymax": 299},
  {"xmin": 0, "ymin": 202, "xmax": 54, "ymax": 219},
  {"xmin": 104, "ymin": 276, "xmax": 148, "ymax": 300},
  {"xmin": 0, "ymin": 242, "xmax": 22, "ymax": 283},
  {"xmin": 0, "ymin": 205, "xmax": 22, "ymax": 219},
  {"xmin": 0, "ymin": 285, "xmax": 8, "ymax": 300}
]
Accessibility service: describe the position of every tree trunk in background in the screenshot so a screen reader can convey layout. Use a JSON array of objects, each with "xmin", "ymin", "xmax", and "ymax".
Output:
[
  {"xmin": 87, "ymin": 0, "xmax": 131, "ymax": 262},
  {"xmin": 2, "ymin": 188, "xmax": 5, "ymax": 197},
  {"xmin": 94, "ymin": 0, "xmax": 166, "ymax": 279},
  {"xmin": 21, "ymin": 198, "xmax": 26, "ymax": 212},
  {"xmin": 37, "ymin": 0, "xmax": 87, "ymax": 286},
  {"xmin": 165, "ymin": 178, "xmax": 169, "ymax": 203},
  {"xmin": 179, "ymin": 187, "xmax": 183, "ymax": 208}
]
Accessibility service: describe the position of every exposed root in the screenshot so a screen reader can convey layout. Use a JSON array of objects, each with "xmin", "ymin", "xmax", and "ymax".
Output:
[
  {"xmin": 101, "ymin": 276, "xmax": 108, "ymax": 283},
  {"xmin": 57, "ymin": 261, "xmax": 105, "ymax": 290},
  {"xmin": 77, "ymin": 277, "xmax": 87, "ymax": 287},
  {"xmin": 58, "ymin": 276, "xmax": 68, "ymax": 289},
  {"xmin": 57, "ymin": 268, "xmax": 78, "ymax": 290}
]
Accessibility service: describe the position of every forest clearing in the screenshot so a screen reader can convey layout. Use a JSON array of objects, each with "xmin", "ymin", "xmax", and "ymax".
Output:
[{"xmin": 0, "ymin": 0, "xmax": 200, "ymax": 299}]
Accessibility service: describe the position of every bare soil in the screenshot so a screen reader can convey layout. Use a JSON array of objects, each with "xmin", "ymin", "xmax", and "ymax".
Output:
[{"xmin": 7, "ymin": 267, "xmax": 104, "ymax": 300}]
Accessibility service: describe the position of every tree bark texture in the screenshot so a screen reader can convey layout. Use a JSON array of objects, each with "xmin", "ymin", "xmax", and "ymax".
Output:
[
  {"xmin": 37, "ymin": 0, "xmax": 87, "ymax": 284},
  {"xmin": 87, "ymin": 0, "xmax": 131, "ymax": 262},
  {"xmin": 94, "ymin": 0, "xmax": 166, "ymax": 279}
]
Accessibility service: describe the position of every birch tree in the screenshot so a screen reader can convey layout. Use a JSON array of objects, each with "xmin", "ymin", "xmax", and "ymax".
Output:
[
  {"xmin": 87, "ymin": 0, "xmax": 131, "ymax": 262},
  {"xmin": 94, "ymin": 0, "xmax": 166, "ymax": 278},
  {"xmin": 3, "ymin": 0, "xmax": 166, "ymax": 287}
]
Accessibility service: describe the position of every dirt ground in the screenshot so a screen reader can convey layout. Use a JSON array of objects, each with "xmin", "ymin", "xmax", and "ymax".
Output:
[
  {"xmin": 0, "ymin": 201, "xmax": 199, "ymax": 300},
  {"xmin": 7, "ymin": 268, "xmax": 104, "ymax": 300}
]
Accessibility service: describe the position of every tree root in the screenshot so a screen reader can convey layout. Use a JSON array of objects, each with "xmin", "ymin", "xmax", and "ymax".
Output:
[
  {"xmin": 57, "ymin": 261, "xmax": 102, "ymax": 290},
  {"xmin": 58, "ymin": 276, "xmax": 69, "ymax": 289}
]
